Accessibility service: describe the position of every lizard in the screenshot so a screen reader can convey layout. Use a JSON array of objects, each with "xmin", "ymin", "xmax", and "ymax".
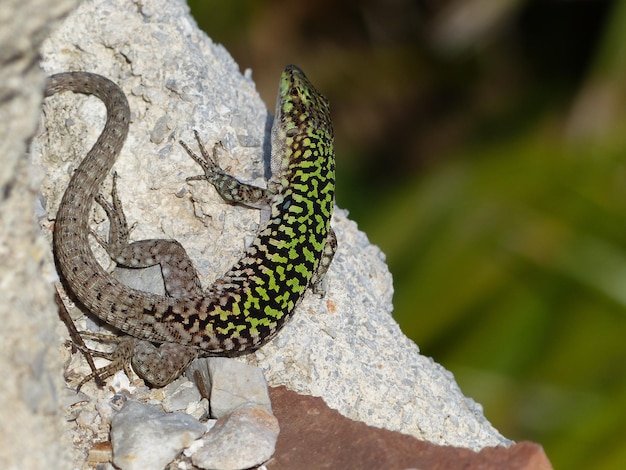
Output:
[{"xmin": 44, "ymin": 65, "xmax": 336, "ymax": 387}]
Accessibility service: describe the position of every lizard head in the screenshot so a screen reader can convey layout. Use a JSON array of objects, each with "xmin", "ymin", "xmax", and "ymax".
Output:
[
  {"xmin": 275, "ymin": 64, "xmax": 333, "ymax": 140},
  {"xmin": 270, "ymin": 65, "xmax": 335, "ymax": 179}
]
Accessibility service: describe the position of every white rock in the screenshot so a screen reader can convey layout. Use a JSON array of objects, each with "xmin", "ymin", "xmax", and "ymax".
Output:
[
  {"xmin": 191, "ymin": 406, "xmax": 279, "ymax": 470},
  {"xmin": 162, "ymin": 377, "xmax": 203, "ymax": 413},
  {"xmin": 114, "ymin": 264, "xmax": 166, "ymax": 296},
  {"xmin": 186, "ymin": 398, "xmax": 211, "ymax": 421},
  {"xmin": 187, "ymin": 357, "xmax": 272, "ymax": 418},
  {"xmin": 111, "ymin": 400, "xmax": 206, "ymax": 470}
]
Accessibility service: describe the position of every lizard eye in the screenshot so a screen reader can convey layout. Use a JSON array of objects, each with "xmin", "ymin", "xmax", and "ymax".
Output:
[{"xmin": 286, "ymin": 128, "xmax": 299, "ymax": 137}]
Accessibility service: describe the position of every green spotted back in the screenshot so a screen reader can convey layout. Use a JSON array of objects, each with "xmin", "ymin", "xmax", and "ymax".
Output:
[{"xmin": 174, "ymin": 65, "xmax": 336, "ymax": 353}]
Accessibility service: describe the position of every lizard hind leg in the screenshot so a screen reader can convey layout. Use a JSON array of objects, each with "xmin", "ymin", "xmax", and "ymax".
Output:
[
  {"xmin": 74, "ymin": 336, "xmax": 198, "ymax": 389},
  {"xmin": 93, "ymin": 172, "xmax": 203, "ymax": 298},
  {"xmin": 310, "ymin": 227, "xmax": 337, "ymax": 296},
  {"xmin": 74, "ymin": 335, "xmax": 137, "ymax": 391}
]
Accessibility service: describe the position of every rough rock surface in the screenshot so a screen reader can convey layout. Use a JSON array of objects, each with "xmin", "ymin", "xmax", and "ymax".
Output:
[{"xmin": 268, "ymin": 386, "xmax": 553, "ymax": 470}]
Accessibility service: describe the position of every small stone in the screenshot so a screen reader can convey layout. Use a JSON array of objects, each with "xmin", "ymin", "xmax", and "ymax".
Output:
[
  {"xmin": 191, "ymin": 405, "xmax": 279, "ymax": 470},
  {"xmin": 76, "ymin": 409, "xmax": 99, "ymax": 430},
  {"xmin": 110, "ymin": 393, "xmax": 129, "ymax": 411},
  {"xmin": 162, "ymin": 377, "xmax": 203, "ymax": 412},
  {"xmin": 95, "ymin": 397, "xmax": 117, "ymax": 425},
  {"xmin": 109, "ymin": 369, "xmax": 135, "ymax": 394},
  {"xmin": 87, "ymin": 441, "xmax": 113, "ymax": 465},
  {"xmin": 189, "ymin": 357, "xmax": 272, "ymax": 418},
  {"xmin": 186, "ymin": 398, "xmax": 210, "ymax": 420},
  {"xmin": 111, "ymin": 400, "xmax": 206, "ymax": 470}
]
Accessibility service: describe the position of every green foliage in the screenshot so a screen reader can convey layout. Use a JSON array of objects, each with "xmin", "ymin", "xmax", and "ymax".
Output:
[{"xmin": 374, "ymin": 123, "xmax": 626, "ymax": 456}]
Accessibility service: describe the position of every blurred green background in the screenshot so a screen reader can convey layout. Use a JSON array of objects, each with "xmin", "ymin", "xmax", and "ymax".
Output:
[{"xmin": 187, "ymin": 0, "xmax": 626, "ymax": 467}]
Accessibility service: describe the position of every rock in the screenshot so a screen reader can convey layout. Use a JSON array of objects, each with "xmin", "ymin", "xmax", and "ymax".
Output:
[
  {"xmin": 110, "ymin": 400, "xmax": 206, "ymax": 470},
  {"xmin": 87, "ymin": 441, "xmax": 113, "ymax": 466},
  {"xmin": 188, "ymin": 357, "xmax": 273, "ymax": 418},
  {"xmin": 191, "ymin": 405, "xmax": 279, "ymax": 470},
  {"xmin": 114, "ymin": 264, "xmax": 166, "ymax": 296},
  {"xmin": 267, "ymin": 386, "xmax": 553, "ymax": 470},
  {"xmin": 183, "ymin": 358, "xmax": 278, "ymax": 468},
  {"xmin": 161, "ymin": 377, "xmax": 203, "ymax": 413}
]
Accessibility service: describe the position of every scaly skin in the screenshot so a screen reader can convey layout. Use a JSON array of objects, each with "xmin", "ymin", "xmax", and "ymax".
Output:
[{"xmin": 46, "ymin": 65, "xmax": 336, "ymax": 385}]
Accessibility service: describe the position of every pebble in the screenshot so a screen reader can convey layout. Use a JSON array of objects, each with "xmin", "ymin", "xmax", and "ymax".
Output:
[
  {"xmin": 162, "ymin": 377, "xmax": 203, "ymax": 412},
  {"xmin": 110, "ymin": 400, "xmax": 206, "ymax": 470},
  {"xmin": 87, "ymin": 441, "xmax": 113, "ymax": 465},
  {"xmin": 191, "ymin": 405, "xmax": 279, "ymax": 470},
  {"xmin": 188, "ymin": 357, "xmax": 273, "ymax": 418}
]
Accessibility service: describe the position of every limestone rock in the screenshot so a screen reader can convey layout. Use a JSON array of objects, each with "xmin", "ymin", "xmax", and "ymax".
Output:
[
  {"xmin": 187, "ymin": 357, "xmax": 272, "ymax": 418},
  {"xmin": 110, "ymin": 399, "xmax": 206, "ymax": 470},
  {"xmin": 0, "ymin": 0, "xmax": 78, "ymax": 468},
  {"xmin": 191, "ymin": 405, "xmax": 279, "ymax": 470}
]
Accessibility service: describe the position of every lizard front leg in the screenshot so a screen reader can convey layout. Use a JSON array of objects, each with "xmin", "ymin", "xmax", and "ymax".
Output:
[
  {"xmin": 180, "ymin": 131, "xmax": 273, "ymax": 211},
  {"xmin": 181, "ymin": 130, "xmax": 337, "ymax": 296}
]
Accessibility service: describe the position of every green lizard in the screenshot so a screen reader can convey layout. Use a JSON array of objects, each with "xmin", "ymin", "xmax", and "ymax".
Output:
[{"xmin": 46, "ymin": 65, "xmax": 336, "ymax": 387}]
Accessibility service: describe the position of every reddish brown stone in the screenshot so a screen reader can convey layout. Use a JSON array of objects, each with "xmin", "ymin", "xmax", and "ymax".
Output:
[
  {"xmin": 87, "ymin": 441, "xmax": 112, "ymax": 465},
  {"xmin": 268, "ymin": 386, "xmax": 553, "ymax": 470}
]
